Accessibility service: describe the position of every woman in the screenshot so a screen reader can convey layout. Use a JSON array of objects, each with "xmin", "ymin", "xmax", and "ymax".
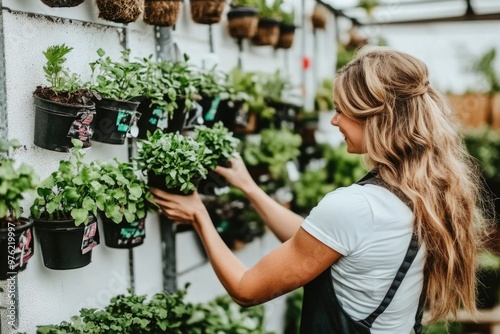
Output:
[{"xmin": 152, "ymin": 46, "xmax": 491, "ymax": 333}]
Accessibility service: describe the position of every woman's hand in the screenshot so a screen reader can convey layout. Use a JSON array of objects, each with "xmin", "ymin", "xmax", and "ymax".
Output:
[
  {"xmin": 214, "ymin": 153, "xmax": 256, "ymax": 193},
  {"xmin": 150, "ymin": 188, "xmax": 208, "ymax": 226}
]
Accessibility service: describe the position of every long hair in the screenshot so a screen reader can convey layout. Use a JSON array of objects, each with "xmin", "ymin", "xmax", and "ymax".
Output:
[{"xmin": 333, "ymin": 46, "xmax": 492, "ymax": 322}]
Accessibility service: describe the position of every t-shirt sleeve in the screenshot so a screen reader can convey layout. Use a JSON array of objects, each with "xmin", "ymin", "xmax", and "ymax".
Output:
[{"xmin": 301, "ymin": 185, "xmax": 374, "ymax": 256}]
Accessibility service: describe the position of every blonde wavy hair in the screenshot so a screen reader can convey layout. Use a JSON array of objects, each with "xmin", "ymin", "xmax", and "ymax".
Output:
[{"xmin": 333, "ymin": 46, "xmax": 492, "ymax": 322}]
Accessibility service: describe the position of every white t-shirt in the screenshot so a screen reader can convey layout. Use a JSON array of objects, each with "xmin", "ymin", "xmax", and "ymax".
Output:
[{"xmin": 301, "ymin": 183, "xmax": 425, "ymax": 334}]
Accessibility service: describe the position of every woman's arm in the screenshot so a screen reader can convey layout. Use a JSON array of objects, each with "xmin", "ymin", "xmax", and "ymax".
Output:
[
  {"xmin": 214, "ymin": 155, "xmax": 304, "ymax": 242},
  {"xmin": 151, "ymin": 189, "xmax": 342, "ymax": 306}
]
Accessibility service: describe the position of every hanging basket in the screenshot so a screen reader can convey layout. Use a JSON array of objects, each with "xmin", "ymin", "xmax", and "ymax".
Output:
[
  {"xmin": 251, "ymin": 18, "xmax": 281, "ymax": 46},
  {"xmin": 40, "ymin": 0, "xmax": 85, "ymax": 7},
  {"xmin": 91, "ymin": 98, "xmax": 141, "ymax": 145},
  {"xmin": 0, "ymin": 218, "xmax": 35, "ymax": 280},
  {"xmin": 311, "ymin": 3, "xmax": 327, "ymax": 29},
  {"xmin": 227, "ymin": 6, "xmax": 259, "ymax": 39},
  {"xmin": 96, "ymin": 0, "xmax": 143, "ymax": 23},
  {"xmin": 190, "ymin": 0, "xmax": 226, "ymax": 25},
  {"xmin": 34, "ymin": 216, "xmax": 99, "ymax": 270},
  {"xmin": 144, "ymin": 0, "xmax": 183, "ymax": 26},
  {"xmin": 275, "ymin": 24, "xmax": 296, "ymax": 50},
  {"xmin": 33, "ymin": 95, "xmax": 95, "ymax": 153}
]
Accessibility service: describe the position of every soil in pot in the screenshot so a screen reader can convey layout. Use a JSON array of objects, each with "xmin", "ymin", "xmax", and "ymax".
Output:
[
  {"xmin": 190, "ymin": 0, "xmax": 226, "ymax": 25},
  {"xmin": 96, "ymin": 0, "xmax": 142, "ymax": 23},
  {"xmin": 33, "ymin": 216, "xmax": 99, "ymax": 270},
  {"xmin": 144, "ymin": 0, "xmax": 183, "ymax": 26},
  {"xmin": 91, "ymin": 98, "xmax": 140, "ymax": 145},
  {"xmin": 136, "ymin": 98, "xmax": 187, "ymax": 139},
  {"xmin": 227, "ymin": 6, "xmax": 259, "ymax": 39},
  {"xmin": 33, "ymin": 87, "xmax": 95, "ymax": 152},
  {"xmin": 0, "ymin": 218, "xmax": 35, "ymax": 280},
  {"xmin": 101, "ymin": 214, "xmax": 146, "ymax": 249},
  {"xmin": 40, "ymin": 0, "xmax": 84, "ymax": 7}
]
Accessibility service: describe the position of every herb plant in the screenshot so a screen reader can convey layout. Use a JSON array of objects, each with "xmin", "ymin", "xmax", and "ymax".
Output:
[
  {"xmin": 89, "ymin": 48, "xmax": 143, "ymax": 101},
  {"xmin": 140, "ymin": 54, "xmax": 198, "ymax": 119},
  {"xmin": 30, "ymin": 140, "xmax": 103, "ymax": 226},
  {"xmin": 36, "ymin": 287, "xmax": 273, "ymax": 334},
  {"xmin": 192, "ymin": 67, "xmax": 228, "ymax": 98},
  {"xmin": 243, "ymin": 127, "xmax": 302, "ymax": 181},
  {"xmin": 255, "ymin": 0, "xmax": 283, "ymax": 19},
  {"xmin": 0, "ymin": 139, "xmax": 39, "ymax": 224},
  {"xmin": 136, "ymin": 130, "xmax": 210, "ymax": 194},
  {"xmin": 93, "ymin": 159, "xmax": 157, "ymax": 224},
  {"xmin": 42, "ymin": 44, "xmax": 83, "ymax": 93},
  {"xmin": 194, "ymin": 121, "xmax": 240, "ymax": 169}
]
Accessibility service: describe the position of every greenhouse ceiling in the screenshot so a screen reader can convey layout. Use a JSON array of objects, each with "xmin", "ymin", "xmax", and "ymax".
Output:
[{"xmin": 318, "ymin": 0, "xmax": 500, "ymax": 25}]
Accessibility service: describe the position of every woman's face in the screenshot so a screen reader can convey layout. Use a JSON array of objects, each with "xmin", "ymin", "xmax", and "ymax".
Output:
[{"xmin": 330, "ymin": 108, "xmax": 366, "ymax": 154}]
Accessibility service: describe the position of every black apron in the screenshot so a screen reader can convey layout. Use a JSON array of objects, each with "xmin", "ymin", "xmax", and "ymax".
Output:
[{"xmin": 299, "ymin": 171, "xmax": 424, "ymax": 334}]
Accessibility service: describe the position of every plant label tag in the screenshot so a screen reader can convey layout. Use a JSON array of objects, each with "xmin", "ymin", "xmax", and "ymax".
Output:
[
  {"xmin": 67, "ymin": 110, "xmax": 95, "ymax": 143},
  {"xmin": 81, "ymin": 221, "xmax": 99, "ymax": 254},
  {"xmin": 130, "ymin": 124, "xmax": 139, "ymax": 138},
  {"xmin": 204, "ymin": 97, "xmax": 221, "ymax": 122}
]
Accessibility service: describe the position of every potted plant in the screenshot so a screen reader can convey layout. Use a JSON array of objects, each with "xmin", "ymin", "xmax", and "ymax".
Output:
[
  {"xmin": 189, "ymin": 67, "xmax": 229, "ymax": 128},
  {"xmin": 190, "ymin": 0, "xmax": 226, "ymax": 25},
  {"xmin": 95, "ymin": 159, "xmax": 157, "ymax": 249},
  {"xmin": 30, "ymin": 140, "xmax": 101, "ymax": 270},
  {"xmin": 311, "ymin": 2, "xmax": 327, "ymax": 30},
  {"xmin": 292, "ymin": 167, "xmax": 335, "ymax": 216},
  {"xmin": 88, "ymin": 48, "xmax": 142, "ymax": 145},
  {"xmin": 136, "ymin": 54, "xmax": 198, "ymax": 139},
  {"xmin": 243, "ymin": 127, "xmax": 302, "ymax": 185},
  {"xmin": 194, "ymin": 121, "xmax": 240, "ymax": 195},
  {"xmin": 144, "ymin": 0, "xmax": 183, "ymax": 26},
  {"xmin": 136, "ymin": 130, "xmax": 210, "ymax": 195},
  {"xmin": 275, "ymin": 9, "xmax": 296, "ymax": 50},
  {"xmin": 212, "ymin": 68, "xmax": 251, "ymax": 131},
  {"xmin": 96, "ymin": 0, "xmax": 143, "ymax": 23},
  {"xmin": 40, "ymin": 0, "xmax": 84, "ymax": 8},
  {"xmin": 226, "ymin": 0, "xmax": 259, "ymax": 39},
  {"xmin": 0, "ymin": 139, "xmax": 39, "ymax": 280},
  {"xmin": 251, "ymin": 0, "xmax": 282, "ymax": 47},
  {"xmin": 33, "ymin": 44, "xmax": 95, "ymax": 152}
]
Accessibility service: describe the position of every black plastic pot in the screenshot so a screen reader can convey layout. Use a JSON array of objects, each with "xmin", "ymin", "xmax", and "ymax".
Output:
[
  {"xmin": 197, "ymin": 160, "xmax": 230, "ymax": 195},
  {"xmin": 198, "ymin": 95, "xmax": 221, "ymax": 128},
  {"xmin": 0, "ymin": 218, "xmax": 35, "ymax": 280},
  {"xmin": 147, "ymin": 172, "xmax": 201, "ymax": 195},
  {"xmin": 91, "ymin": 98, "xmax": 140, "ymax": 144},
  {"xmin": 101, "ymin": 214, "xmax": 146, "ymax": 249},
  {"xmin": 34, "ymin": 96, "xmax": 95, "ymax": 152},
  {"xmin": 214, "ymin": 99, "xmax": 244, "ymax": 131},
  {"xmin": 135, "ymin": 98, "xmax": 187, "ymax": 139},
  {"xmin": 33, "ymin": 216, "xmax": 99, "ymax": 270}
]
